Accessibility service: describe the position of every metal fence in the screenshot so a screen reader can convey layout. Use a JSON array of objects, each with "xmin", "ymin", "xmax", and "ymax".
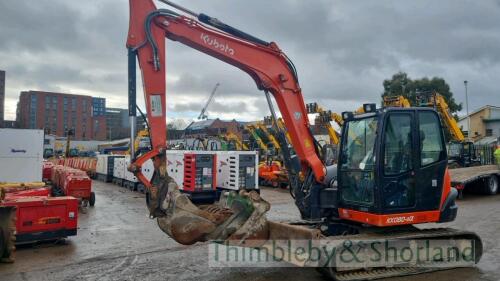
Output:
[{"xmin": 474, "ymin": 144, "xmax": 496, "ymax": 165}]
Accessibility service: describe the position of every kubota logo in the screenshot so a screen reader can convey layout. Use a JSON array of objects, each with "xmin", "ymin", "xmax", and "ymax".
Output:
[
  {"xmin": 220, "ymin": 161, "xmax": 227, "ymax": 167},
  {"xmin": 176, "ymin": 160, "xmax": 183, "ymax": 167},
  {"xmin": 200, "ymin": 33, "xmax": 235, "ymax": 56}
]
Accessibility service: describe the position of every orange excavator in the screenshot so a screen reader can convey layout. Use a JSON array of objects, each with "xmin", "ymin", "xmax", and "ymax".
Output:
[{"xmin": 126, "ymin": 1, "xmax": 482, "ymax": 279}]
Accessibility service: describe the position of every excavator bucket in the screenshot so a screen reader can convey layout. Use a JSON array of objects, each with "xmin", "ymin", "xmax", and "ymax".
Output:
[
  {"xmin": 0, "ymin": 206, "xmax": 16, "ymax": 263},
  {"xmin": 150, "ymin": 176, "xmax": 271, "ymax": 246},
  {"xmin": 149, "ymin": 175, "xmax": 325, "ymax": 265}
]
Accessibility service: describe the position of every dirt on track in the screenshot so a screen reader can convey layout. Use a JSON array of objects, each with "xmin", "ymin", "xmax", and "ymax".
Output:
[{"xmin": 0, "ymin": 181, "xmax": 499, "ymax": 281}]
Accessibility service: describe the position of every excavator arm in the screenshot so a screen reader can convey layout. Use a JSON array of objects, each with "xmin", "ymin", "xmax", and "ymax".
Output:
[
  {"xmin": 126, "ymin": 0, "xmax": 327, "ymax": 247},
  {"xmin": 431, "ymin": 93, "xmax": 465, "ymax": 142},
  {"xmin": 256, "ymin": 122, "xmax": 281, "ymax": 151},
  {"xmin": 127, "ymin": 0, "xmax": 325, "ymax": 186}
]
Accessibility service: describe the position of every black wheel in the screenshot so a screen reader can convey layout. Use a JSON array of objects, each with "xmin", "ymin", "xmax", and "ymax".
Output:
[
  {"xmin": 483, "ymin": 176, "xmax": 499, "ymax": 195},
  {"xmin": 89, "ymin": 192, "xmax": 96, "ymax": 207}
]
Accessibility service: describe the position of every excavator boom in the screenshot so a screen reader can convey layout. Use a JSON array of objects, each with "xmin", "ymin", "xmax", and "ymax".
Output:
[
  {"xmin": 127, "ymin": 0, "xmax": 325, "ymax": 186},
  {"xmin": 418, "ymin": 92, "xmax": 465, "ymax": 141}
]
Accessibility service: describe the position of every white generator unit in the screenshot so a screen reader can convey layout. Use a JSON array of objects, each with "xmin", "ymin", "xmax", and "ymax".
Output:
[
  {"xmin": 112, "ymin": 157, "xmax": 126, "ymax": 186},
  {"xmin": 95, "ymin": 154, "xmax": 124, "ymax": 182},
  {"xmin": 123, "ymin": 156, "xmax": 139, "ymax": 191},
  {"xmin": 215, "ymin": 151, "xmax": 259, "ymax": 191},
  {"xmin": 0, "ymin": 129, "xmax": 44, "ymax": 183},
  {"xmin": 136, "ymin": 158, "xmax": 154, "ymax": 193},
  {"xmin": 165, "ymin": 150, "xmax": 217, "ymax": 202}
]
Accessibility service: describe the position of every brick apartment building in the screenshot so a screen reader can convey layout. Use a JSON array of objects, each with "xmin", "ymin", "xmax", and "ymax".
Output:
[
  {"xmin": 0, "ymin": 70, "xmax": 5, "ymax": 127},
  {"xmin": 17, "ymin": 91, "xmax": 95, "ymax": 140},
  {"xmin": 92, "ymin": 97, "xmax": 107, "ymax": 140}
]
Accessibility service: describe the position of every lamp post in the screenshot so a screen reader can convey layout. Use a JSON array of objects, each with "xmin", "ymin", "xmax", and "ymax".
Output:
[{"xmin": 464, "ymin": 80, "xmax": 470, "ymax": 140}]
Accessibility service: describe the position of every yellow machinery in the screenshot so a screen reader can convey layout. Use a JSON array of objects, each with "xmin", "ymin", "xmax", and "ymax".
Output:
[
  {"xmin": 129, "ymin": 129, "xmax": 151, "ymax": 156},
  {"xmin": 221, "ymin": 132, "xmax": 249, "ymax": 151},
  {"xmin": 263, "ymin": 116, "xmax": 292, "ymax": 145},
  {"xmin": 305, "ymin": 102, "xmax": 341, "ymax": 145},
  {"xmin": 417, "ymin": 92, "xmax": 480, "ymax": 168},
  {"xmin": 383, "ymin": 95, "xmax": 411, "ymax": 108},
  {"xmin": 245, "ymin": 124, "xmax": 268, "ymax": 152},
  {"xmin": 277, "ymin": 118, "xmax": 293, "ymax": 144},
  {"xmin": 417, "ymin": 92, "xmax": 464, "ymax": 141},
  {"xmin": 255, "ymin": 122, "xmax": 281, "ymax": 152}
]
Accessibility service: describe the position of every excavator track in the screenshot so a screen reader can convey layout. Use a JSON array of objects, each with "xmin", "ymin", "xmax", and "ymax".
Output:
[
  {"xmin": 0, "ymin": 206, "xmax": 16, "ymax": 263},
  {"xmin": 316, "ymin": 227, "xmax": 483, "ymax": 281}
]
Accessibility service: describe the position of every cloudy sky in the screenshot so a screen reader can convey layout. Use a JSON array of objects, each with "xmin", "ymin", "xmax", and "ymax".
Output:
[{"xmin": 1, "ymin": 0, "xmax": 499, "ymax": 123}]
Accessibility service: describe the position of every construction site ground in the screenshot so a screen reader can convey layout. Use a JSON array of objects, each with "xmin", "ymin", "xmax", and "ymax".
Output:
[{"xmin": 1, "ymin": 180, "xmax": 499, "ymax": 281}]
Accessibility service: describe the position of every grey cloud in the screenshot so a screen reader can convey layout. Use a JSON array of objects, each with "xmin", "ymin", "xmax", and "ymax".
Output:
[
  {"xmin": 1, "ymin": 0, "xmax": 499, "ymax": 120},
  {"xmin": 172, "ymin": 99, "xmax": 250, "ymax": 115}
]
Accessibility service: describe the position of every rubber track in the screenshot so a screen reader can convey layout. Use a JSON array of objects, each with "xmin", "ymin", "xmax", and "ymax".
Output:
[{"xmin": 318, "ymin": 228, "xmax": 482, "ymax": 281}]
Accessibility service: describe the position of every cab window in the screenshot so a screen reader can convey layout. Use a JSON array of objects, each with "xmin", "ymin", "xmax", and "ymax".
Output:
[
  {"xmin": 384, "ymin": 114, "xmax": 413, "ymax": 175},
  {"xmin": 340, "ymin": 117, "xmax": 378, "ymax": 206},
  {"xmin": 419, "ymin": 112, "xmax": 445, "ymax": 166}
]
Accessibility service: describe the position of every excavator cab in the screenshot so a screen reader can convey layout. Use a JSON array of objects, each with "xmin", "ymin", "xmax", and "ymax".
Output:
[
  {"xmin": 336, "ymin": 106, "xmax": 457, "ymax": 225},
  {"xmin": 448, "ymin": 141, "xmax": 480, "ymax": 168}
]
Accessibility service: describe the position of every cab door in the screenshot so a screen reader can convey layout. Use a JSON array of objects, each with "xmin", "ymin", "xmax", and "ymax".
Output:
[
  {"xmin": 379, "ymin": 112, "xmax": 417, "ymax": 213},
  {"xmin": 415, "ymin": 110, "xmax": 447, "ymax": 211}
]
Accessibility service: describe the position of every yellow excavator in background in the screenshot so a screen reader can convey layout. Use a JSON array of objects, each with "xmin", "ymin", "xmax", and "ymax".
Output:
[
  {"xmin": 245, "ymin": 124, "xmax": 269, "ymax": 153},
  {"xmin": 306, "ymin": 102, "xmax": 341, "ymax": 145},
  {"xmin": 247, "ymin": 121, "xmax": 289, "ymax": 188},
  {"xmin": 417, "ymin": 92, "xmax": 480, "ymax": 168},
  {"xmin": 221, "ymin": 132, "xmax": 249, "ymax": 151},
  {"xmin": 383, "ymin": 95, "xmax": 411, "ymax": 108},
  {"xmin": 255, "ymin": 121, "xmax": 281, "ymax": 152},
  {"xmin": 128, "ymin": 129, "xmax": 151, "ymax": 156},
  {"xmin": 264, "ymin": 116, "xmax": 293, "ymax": 145}
]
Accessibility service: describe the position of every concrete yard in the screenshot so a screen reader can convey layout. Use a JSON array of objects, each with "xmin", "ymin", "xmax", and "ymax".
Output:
[{"xmin": 1, "ymin": 180, "xmax": 500, "ymax": 281}]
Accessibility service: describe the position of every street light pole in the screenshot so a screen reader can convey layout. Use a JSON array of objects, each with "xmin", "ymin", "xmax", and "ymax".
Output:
[{"xmin": 464, "ymin": 80, "xmax": 471, "ymax": 140}]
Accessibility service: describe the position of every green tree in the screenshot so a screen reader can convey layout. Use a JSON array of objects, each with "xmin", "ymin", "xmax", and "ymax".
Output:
[{"xmin": 382, "ymin": 72, "xmax": 462, "ymax": 113}]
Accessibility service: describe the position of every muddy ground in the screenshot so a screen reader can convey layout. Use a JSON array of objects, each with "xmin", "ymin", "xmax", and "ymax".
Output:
[{"xmin": 1, "ymin": 180, "xmax": 499, "ymax": 281}]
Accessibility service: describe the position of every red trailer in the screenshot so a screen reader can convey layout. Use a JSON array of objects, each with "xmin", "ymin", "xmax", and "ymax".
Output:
[
  {"xmin": 4, "ymin": 188, "xmax": 51, "ymax": 199},
  {"xmin": 0, "ymin": 196, "xmax": 78, "ymax": 244},
  {"xmin": 63, "ymin": 174, "xmax": 95, "ymax": 206},
  {"xmin": 50, "ymin": 165, "xmax": 95, "ymax": 206}
]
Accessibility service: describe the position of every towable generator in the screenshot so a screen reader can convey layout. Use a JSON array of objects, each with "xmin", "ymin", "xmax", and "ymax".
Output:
[{"xmin": 125, "ymin": 1, "xmax": 482, "ymax": 280}]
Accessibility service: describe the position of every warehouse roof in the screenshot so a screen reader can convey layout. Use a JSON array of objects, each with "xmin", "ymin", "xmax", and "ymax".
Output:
[{"xmin": 185, "ymin": 119, "xmax": 216, "ymax": 131}]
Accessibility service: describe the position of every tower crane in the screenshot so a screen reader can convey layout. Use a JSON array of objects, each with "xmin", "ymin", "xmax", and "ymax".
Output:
[{"xmin": 197, "ymin": 82, "xmax": 220, "ymax": 120}]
